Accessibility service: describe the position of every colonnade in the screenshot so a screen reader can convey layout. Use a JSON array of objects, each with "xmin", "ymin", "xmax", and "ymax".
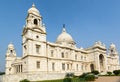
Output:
[{"xmin": 15, "ymin": 64, "xmax": 22, "ymax": 73}]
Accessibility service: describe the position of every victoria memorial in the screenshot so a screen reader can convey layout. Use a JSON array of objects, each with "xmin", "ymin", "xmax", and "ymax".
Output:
[{"xmin": 1, "ymin": 4, "xmax": 120, "ymax": 82}]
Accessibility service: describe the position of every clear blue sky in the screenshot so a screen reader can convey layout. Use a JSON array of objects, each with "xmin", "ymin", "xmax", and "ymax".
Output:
[{"xmin": 0, "ymin": 0, "xmax": 120, "ymax": 71}]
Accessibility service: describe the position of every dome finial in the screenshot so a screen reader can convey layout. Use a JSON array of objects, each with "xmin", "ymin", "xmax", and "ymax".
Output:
[
  {"xmin": 32, "ymin": 3, "xmax": 35, "ymax": 7},
  {"xmin": 62, "ymin": 24, "xmax": 66, "ymax": 33}
]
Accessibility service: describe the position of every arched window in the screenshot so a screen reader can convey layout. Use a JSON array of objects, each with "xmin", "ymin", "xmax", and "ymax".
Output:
[
  {"xmin": 52, "ymin": 63, "xmax": 55, "ymax": 71},
  {"xmin": 51, "ymin": 50, "xmax": 54, "ymax": 57},
  {"xmin": 90, "ymin": 64, "xmax": 94, "ymax": 72},
  {"xmin": 36, "ymin": 61, "xmax": 40, "ymax": 69},
  {"xmin": 99, "ymin": 54, "xmax": 104, "ymax": 64},
  {"xmin": 34, "ymin": 19, "xmax": 38, "ymax": 25},
  {"xmin": 75, "ymin": 54, "xmax": 77, "ymax": 60},
  {"xmin": 62, "ymin": 63, "xmax": 65, "ymax": 70},
  {"xmin": 81, "ymin": 55, "xmax": 83, "ymax": 60},
  {"xmin": 10, "ymin": 50, "xmax": 13, "ymax": 54},
  {"xmin": 99, "ymin": 54, "xmax": 104, "ymax": 72},
  {"xmin": 62, "ymin": 52, "xmax": 64, "ymax": 58},
  {"xmin": 76, "ymin": 64, "xmax": 78, "ymax": 70},
  {"xmin": 36, "ymin": 45, "xmax": 40, "ymax": 53}
]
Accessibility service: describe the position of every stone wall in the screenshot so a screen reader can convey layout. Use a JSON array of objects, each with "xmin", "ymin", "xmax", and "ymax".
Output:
[{"xmin": 1, "ymin": 73, "xmax": 65, "ymax": 82}]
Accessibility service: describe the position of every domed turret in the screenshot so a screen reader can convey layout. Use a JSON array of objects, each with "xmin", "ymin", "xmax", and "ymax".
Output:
[
  {"xmin": 56, "ymin": 26, "xmax": 75, "ymax": 45},
  {"xmin": 110, "ymin": 43, "xmax": 116, "ymax": 49},
  {"xmin": 6, "ymin": 43, "xmax": 16, "ymax": 57},
  {"xmin": 6, "ymin": 43, "xmax": 16, "ymax": 75},
  {"xmin": 24, "ymin": 3, "xmax": 43, "ymax": 29},
  {"xmin": 8, "ymin": 43, "xmax": 14, "ymax": 49},
  {"xmin": 28, "ymin": 3, "xmax": 40, "ymax": 16},
  {"xmin": 109, "ymin": 43, "xmax": 118, "ymax": 56}
]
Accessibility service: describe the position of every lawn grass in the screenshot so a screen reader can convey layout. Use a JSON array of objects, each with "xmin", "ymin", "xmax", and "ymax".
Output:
[
  {"xmin": 35, "ymin": 79, "xmax": 63, "ymax": 82},
  {"xmin": 33, "ymin": 77, "xmax": 86, "ymax": 82}
]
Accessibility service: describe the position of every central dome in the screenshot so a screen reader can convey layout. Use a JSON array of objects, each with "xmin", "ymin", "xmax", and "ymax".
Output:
[
  {"xmin": 28, "ymin": 4, "xmax": 40, "ymax": 16},
  {"xmin": 56, "ymin": 28, "xmax": 75, "ymax": 44}
]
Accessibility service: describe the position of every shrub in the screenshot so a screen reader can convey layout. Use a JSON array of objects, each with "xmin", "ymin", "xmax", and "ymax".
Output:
[
  {"xmin": 20, "ymin": 79, "xmax": 30, "ymax": 82},
  {"xmin": 84, "ymin": 74, "xmax": 95, "ymax": 81},
  {"xmin": 36, "ymin": 79, "xmax": 63, "ymax": 82},
  {"xmin": 69, "ymin": 73, "xmax": 74, "ymax": 77},
  {"xmin": 63, "ymin": 78, "xmax": 71, "ymax": 82},
  {"xmin": 113, "ymin": 70, "xmax": 120, "ymax": 75},
  {"xmin": 91, "ymin": 70, "xmax": 99, "ymax": 75},
  {"xmin": 73, "ymin": 75, "xmax": 79, "ymax": 78},
  {"xmin": 65, "ymin": 73, "xmax": 74, "ymax": 78},
  {"xmin": 79, "ymin": 73, "xmax": 89, "ymax": 78},
  {"xmin": 118, "ymin": 70, "xmax": 120, "ymax": 74},
  {"xmin": 107, "ymin": 71, "xmax": 112, "ymax": 76}
]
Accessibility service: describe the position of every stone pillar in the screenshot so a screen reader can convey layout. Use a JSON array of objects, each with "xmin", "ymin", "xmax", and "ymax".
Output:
[
  {"xmin": 20, "ymin": 65, "xmax": 22, "ymax": 72},
  {"xmin": 17, "ymin": 65, "xmax": 18, "ymax": 73},
  {"xmin": 19, "ymin": 65, "xmax": 20, "ymax": 73},
  {"xmin": 105, "ymin": 55, "xmax": 108, "ymax": 72},
  {"xmin": 19, "ymin": 65, "xmax": 21, "ymax": 72}
]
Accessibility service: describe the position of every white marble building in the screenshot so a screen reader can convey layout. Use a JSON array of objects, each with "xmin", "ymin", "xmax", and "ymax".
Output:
[{"xmin": 4, "ymin": 4, "xmax": 120, "ymax": 82}]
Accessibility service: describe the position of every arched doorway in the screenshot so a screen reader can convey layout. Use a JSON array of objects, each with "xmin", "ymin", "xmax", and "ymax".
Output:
[
  {"xmin": 99, "ymin": 54, "xmax": 104, "ymax": 72},
  {"xmin": 90, "ymin": 64, "xmax": 94, "ymax": 72}
]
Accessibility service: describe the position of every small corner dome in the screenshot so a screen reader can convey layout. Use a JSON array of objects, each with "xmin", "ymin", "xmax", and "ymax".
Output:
[
  {"xmin": 110, "ymin": 43, "xmax": 116, "ymax": 49},
  {"xmin": 56, "ymin": 28, "xmax": 75, "ymax": 44},
  {"xmin": 8, "ymin": 43, "xmax": 14, "ymax": 49},
  {"xmin": 28, "ymin": 3, "xmax": 40, "ymax": 16}
]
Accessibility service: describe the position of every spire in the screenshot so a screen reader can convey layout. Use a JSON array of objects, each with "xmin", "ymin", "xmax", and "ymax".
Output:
[{"xmin": 62, "ymin": 24, "xmax": 66, "ymax": 33}]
